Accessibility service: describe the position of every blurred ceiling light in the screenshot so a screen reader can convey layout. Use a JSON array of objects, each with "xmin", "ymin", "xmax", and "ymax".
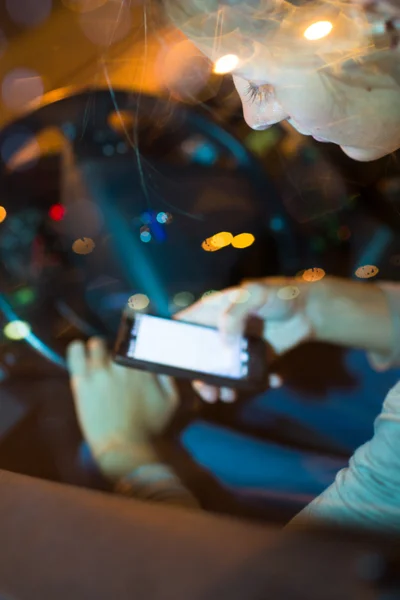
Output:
[
  {"xmin": 213, "ymin": 54, "xmax": 239, "ymax": 75},
  {"xmin": 231, "ymin": 233, "xmax": 255, "ymax": 249},
  {"xmin": 304, "ymin": 21, "xmax": 333, "ymax": 41},
  {"xmin": 4, "ymin": 320, "xmax": 31, "ymax": 341},
  {"xmin": 0, "ymin": 206, "xmax": 6, "ymax": 223},
  {"xmin": 128, "ymin": 294, "xmax": 150, "ymax": 311}
]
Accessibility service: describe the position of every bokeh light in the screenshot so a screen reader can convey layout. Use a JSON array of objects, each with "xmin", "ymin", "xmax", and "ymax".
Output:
[
  {"xmin": 156, "ymin": 212, "xmax": 172, "ymax": 224},
  {"xmin": 78, "ymin": 1, "xmax": 132, "ymax": 46},
  {"xmin": 159, "ymin": 38, "xmax": 212, "ymax": 102},
  {"xmin": 72, "ymin": 237, "xmax": 95, "ymax": 255},
  {"xmin": 355, "ymin": 265, "xmax": 379, "ymax": 279},
  {"xmin": 128, "ymin": 294, "xmax": 150, "ymax": 311},
  {"xmin": 49, "ymin": 204, "xmax": 66, "ymax": 222},
  {"xmin": 277, "ymin": 286, "xmax": 301, "ymax": 301},
  {"xmin": 304, "ymin": 21, "xmax": 333, "ymax": 41},
  {"xmin": 13, "ymin": 287, "xmax": 36, "ymax": 306},
  {"xmin": 108, "ymin": 110, "xmax": 134, "ymax": 136},
  {"xmin": 231, "ymin": 233, "xmax": 255, "ymax": 249},
  {"xmin": 4, "ymin": 320, "xmax": 31, "ymax": 341},
  {"xmin": 62, "ymin": 0, "xmax": 107, "ymax": 13},
  {"xmin": 0, "ymin": 206, "xmax": 7, "ymax": 223},
  {"xmin": 213, "ymin": 54, "xmax": 239, "ymax": 74},
  {"xmin": 173, "ymin": 291, "xmax": 195, "ymax": 308},
  {"xmin": 6, "ymin": 0, "xmax": 52, "ymax": 27},
  {"xmin": 302, "ymin": 268, "xmax": 326, "ymax": 283},
  {"xmin": 211, "ymin": 231, "xmax": 233, "ymax": 249},
  {"xmin": 2, "ymin": 68, "xmax": 44, "ymax": 111},
  {"xmin": 201, "ymin": 238, "xmax": 219, "ymax": 252},
  {"xmin": 140, "ymin": 231, "xmax": 152, "ymax": 243}
]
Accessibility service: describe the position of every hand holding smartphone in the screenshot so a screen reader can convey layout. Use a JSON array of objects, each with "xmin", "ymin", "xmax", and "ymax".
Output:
[{"xmin": 113, "ymin": 311, "xmax": 268, "ymax": 391}]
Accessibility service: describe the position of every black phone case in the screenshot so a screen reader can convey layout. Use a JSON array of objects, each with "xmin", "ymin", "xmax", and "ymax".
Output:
[{"xmin": 113, "ymin": 312, "xmax": 268, "ymax": 392}]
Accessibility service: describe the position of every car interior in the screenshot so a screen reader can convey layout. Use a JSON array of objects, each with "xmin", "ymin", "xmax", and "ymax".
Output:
[{"xmin": 1, "ymin": 0, "xmax": 400, "ymax": 580}]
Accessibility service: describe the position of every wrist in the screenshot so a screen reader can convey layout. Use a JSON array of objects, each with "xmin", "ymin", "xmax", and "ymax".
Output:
[{"xmin": 307, "ymin": 276, "xmax": 393, "ymax": 354}]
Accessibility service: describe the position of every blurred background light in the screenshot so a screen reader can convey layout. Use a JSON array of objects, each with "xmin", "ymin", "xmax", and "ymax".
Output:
[
  {"xmin": 231, "ymin": 233, "xmax": 255, "ymax": 249},
  {"xmin": 0, "ymin": 206, "xmax": 7, "ymax": 223},
  {"xmin": 128, "ymin": 293, "xmax": 150, "ymax": 310},
  {"xmin": 1, "ymin": 128, "xmax": 40, "ymax": 172},
  {"xmin": 355, "ymin": 265, "xmax": 379, "ymax": 279},
  {"xmin": 140, "ymin": 231, "xmax": 152, "ymax": 243},
  {"xmin": 78, "ymin": 1, "xmax": 132, "ymax": 46},
  {"xmin": 211, "ymin": 231, "xmax": 233, "ymax": 249},
  {"xmin": 302, "ymin": 267, "xmax": 326, "ymax": 282},
  {"xmin": 4, "ymin": 320, "xmax": 31, "ymax": 341},
  {"xmin": 48, "ymin": 203, "xmax": 66, "ymax": 222},
  {"xmin": 173, "ymin": 291, "xmax": 195, "ymax": 308},
  {"xmin": 304, "ymin": 21, "xmax": 333, "ymax": 41},
  {"xmin": 6, "ymin": 0, "xmax": 53, "ymax": 28},
  {"xmin": 213, "ymin": 54, "xmax": 239, "ymax": 75},
  {"xmin": 72, "ymin": 237, "xmax": 95, "ymax": 255},
  {"xmin": 2, "ymin": 68, "xmax": 44, "ymax": 111}
]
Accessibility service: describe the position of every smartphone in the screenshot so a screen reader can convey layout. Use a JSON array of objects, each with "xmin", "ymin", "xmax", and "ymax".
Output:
[{"xmin": 113, "ymin": 311, "xmax": 268, "ymax": 391}]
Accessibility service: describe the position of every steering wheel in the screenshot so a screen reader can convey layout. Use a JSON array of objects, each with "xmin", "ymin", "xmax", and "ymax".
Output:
[{"xmin": 0, "ymin": 86, "xmax": 296, "ymax": 369}]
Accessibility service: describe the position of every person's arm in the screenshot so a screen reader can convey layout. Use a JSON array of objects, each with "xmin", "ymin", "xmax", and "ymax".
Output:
[
  {"xmin": 286, "ymin": 378, "xmax": 400, "ymax": 533},
  {"xmin": 310, "ymin": 277, "xmax": 400, "ymax": 366}
]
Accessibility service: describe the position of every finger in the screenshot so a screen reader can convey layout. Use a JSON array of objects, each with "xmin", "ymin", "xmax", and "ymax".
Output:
[
  {"xmin": 66, "ymin": 340, "xmax": 88, "ymax": 378},
  {"xmin": 174, "ymin": 289, "xmax": 237, "ymax": 327},
  {"xmin": 192, "ymin": 380, "xmax": 219, "ymax": 403},
  {"xmin": 219, "ymin": 387, "xmax": 237, "ymax": 403},
  {"xmin": 87, "ymin": 337, "xmax": 109, "ymax": 370}
]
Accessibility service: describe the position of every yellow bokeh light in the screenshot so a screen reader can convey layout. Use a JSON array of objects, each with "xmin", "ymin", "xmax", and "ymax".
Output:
[
  {"xmin": 211, "ymin": 231, "xmax": 233, "ymax": 249},
  {"xmin": 304, "ymin": 21, "xmax": 333, "ymax": 41},
  {"xmin": 213, "ymin": 54, "xmax": 239, "ymax": 75},
  {"xmin": 302, "ymin": 268, "xmax": 326, "ymax": 283},
  {"xmin": 128, "ymin": 294, "xmax": 150, "ymax": 311},
  {"xmin": 202, "ymin": 238, "xmax": 219, "ymax": 252},
  {"xmin": 0, "ymin": 206, "xmax": 6, "ymax": 223},
  {"xmin": 231, "ymin": 233, "xmax": 255, "ymax": 249},
  {"xmin": 72, "ymin": 237, "xmax": 96, "ymax": 255},
  {"xmin": 355, "ymin": 265, "xmax": 379, "ymax": 279},
  {"xmin": 4, "ymin": 320, "xmax": 31, "ymax": 341}
]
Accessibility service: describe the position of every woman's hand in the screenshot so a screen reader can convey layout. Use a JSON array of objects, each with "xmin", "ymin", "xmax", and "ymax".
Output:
[
  {"xmin": 67, "ymin": 337, "xmax": 179, "ymax": 481},
  {"xmin": 175, "ymin": 275, "xmax": 394, "ymax": 404},
  {"xmin": 175, "ymin": 277, "xmax": 323, "ymax": 403}
]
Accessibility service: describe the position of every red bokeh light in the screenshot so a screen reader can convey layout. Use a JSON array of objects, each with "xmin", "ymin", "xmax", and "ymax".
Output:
[{"xmin": 49, "ymin": 204, "xmax": 66, "ymax": 222}]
